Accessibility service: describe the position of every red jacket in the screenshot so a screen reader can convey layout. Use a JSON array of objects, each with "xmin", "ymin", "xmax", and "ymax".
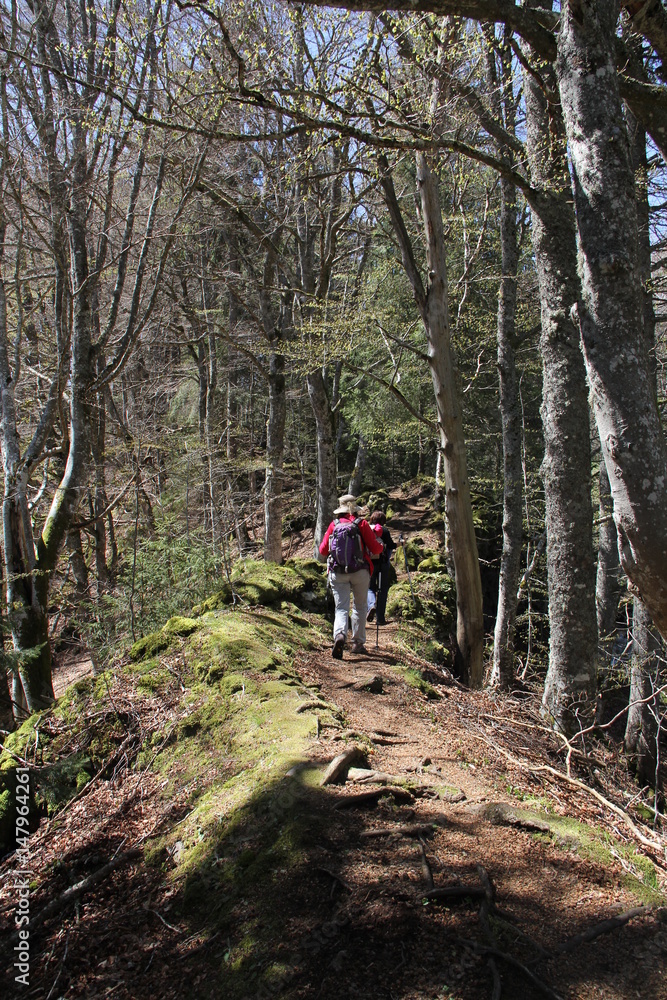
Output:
[{"xmin": 319, "ymin": 513, "xmax": 384, "ymax": 574}]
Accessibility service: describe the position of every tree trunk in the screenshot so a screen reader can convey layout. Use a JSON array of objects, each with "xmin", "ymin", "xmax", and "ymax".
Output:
[
  {"xmin": 307, "ymin": 368, "xmax": 338, "ymax": 554},
  {"xmin": 264, "ymin": 348, "xmax": 286, "ymax": 563},
  {"xmin": 416, "ymin": 154, "xmax": 484, "ymax": 687},
  {"xmin": 0, "ymin": 207, "xmax": 57, "ymax": 713},
  {"xmin": 522, "ymin": 47, "xmax": 598, "ymax": 730},
  {"xmin": 348, "ymin": 432, "xmax": 367, "ymax": 497},
  {"xmin": 485, "ymin": 33, "xmax": 523, "ymax": 690},
  {"xmin": 557, "ymin": 0, "xmax": 667, "ymax": 639},
  {"xmin": 91, "ymin": 362, "xmax": 110, "ymax": 596},
  {"xmin": 66, "ymin": 529, "xmax": 89, "ymax": 599},
  {"xmin": 596, "ymin": 456, "xmax": 622, "ymax": 640},
  {"xmin": 623, "ymin": 54, "xmax": 662, "ymax": 787},
  {"xmin": 379, "ymin": 152, "xmax": 483, "ymax": 686},
  {"xmin": 491, "ymin": 174, "xmax": 522, "ymax": 689},
  {"xmin": 625, "ymin": 598, "xmax": 660, "ymax": 787}
]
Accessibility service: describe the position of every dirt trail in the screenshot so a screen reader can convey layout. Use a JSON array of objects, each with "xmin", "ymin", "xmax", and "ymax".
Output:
[
  {"xmin": 292, "ymin": 634, "xmax": 667, "ymax": 1000},
  {"xmin": 2, "ymin": 585, "xmax": 666, "ymax": 998}
]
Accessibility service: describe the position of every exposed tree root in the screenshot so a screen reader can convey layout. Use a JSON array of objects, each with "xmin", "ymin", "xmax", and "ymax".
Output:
[
  {"xmin": 554, "ymin": 905, "xmax": 652, "ymax": 954},
  {"xmin": 332, "ymin": 786, "xmax": 415, "ymax": 809}
]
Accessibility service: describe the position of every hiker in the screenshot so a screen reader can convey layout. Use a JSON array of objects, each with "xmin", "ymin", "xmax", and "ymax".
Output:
[
  {"xmin": 319, "ymin": 494, "xmax": 383, "ymax": 659},
  {"xmin": 366, "ymin": 510, "xmax": 397, "ymax": 626}
]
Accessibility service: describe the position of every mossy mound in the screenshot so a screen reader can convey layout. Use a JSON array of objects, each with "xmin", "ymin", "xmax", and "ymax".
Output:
[
  {"xmin": 395, "ymin": 537, "xmax": 426, "ymax": 571},
  {"xmin": 418, "ymin": 552, "xmax": 449, "ymax": 574},
  {"xmin": 130, "ymin": 615, "xmax": 200, "ymax": 661},
  {"xmin": 0, "ymin": 694, "xmax": 127, "ymax": 854},
  {"xmin": 129, "ymin": 604, "xmax": 347, "ymax": 998},
  {"xmin": 189, "ymin": 610, "xmax": 313, "ymax": 684},
  {"xmin": 192, "ymin": 558, "xmax": 327, "ymax": 615},
  {"xmin": 386, "ymin": 572, "xmax": 454, "ymax": 630},
  {"xmin": 385, "ymin": 571, "xmax": 455, "ymax": 665},
  {"xmin": 401, "ymin": 667, "xmax": 441, "ymax": 700}
]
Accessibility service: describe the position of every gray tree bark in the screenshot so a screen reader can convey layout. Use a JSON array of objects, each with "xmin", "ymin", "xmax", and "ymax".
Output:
[
  {"xmin": 380, "ymin": 153, "xmax": 484, "ymax": 687},
  {"xmin": 522, "ymin": 38, "xmax": 598, "ymax": 730},
  {"xmin": 625, "ymin": 599, "xmax": 660, "ymax": 787},
  {"xmin": 623, "ymin": 62, "xmax": 663, "ymax": 784},
  {"xmin": 265, "ymin": 346, "xmax": 286, "ymax": 562},
  {"xmin": 66, "ymin": 529, "xmax": 89, "ymax": 599},
  {"xmin": 487, "ymin": 34, "xmax": 523, "ymax": 690},
  {"xmin": 348, "ymin": 432, "xmax": 367, "ymax": 497},
  {"xmin": 557, "ymin": 0, "xmax": 667, "ymax": 639},
  {"xmin": 596, "ymin": 456, "xmax": 622, "ymax": 640},
  {"xmin": 308, "ymin": 369, "xmax": 338, "ymax": 553}
]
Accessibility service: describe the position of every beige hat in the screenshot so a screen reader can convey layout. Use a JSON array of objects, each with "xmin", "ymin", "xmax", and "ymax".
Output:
[{"xmin": 333, "ymin": 494, "xmax": 361, "ymax": 516}]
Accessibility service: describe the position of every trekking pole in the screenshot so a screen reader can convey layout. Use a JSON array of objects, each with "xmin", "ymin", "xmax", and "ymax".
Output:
[
  {"xmin": 375, "ymin": 567, "xmax": 381, "ymax": 649},
  {"xmin": 399, "ymin": 534, "xmax": 417, "ymax": 605}
]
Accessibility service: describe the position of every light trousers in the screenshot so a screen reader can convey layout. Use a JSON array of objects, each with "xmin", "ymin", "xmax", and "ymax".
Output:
[{"xmin": 329, "ymin": 567, "xmax": 370, "ymax": 643}]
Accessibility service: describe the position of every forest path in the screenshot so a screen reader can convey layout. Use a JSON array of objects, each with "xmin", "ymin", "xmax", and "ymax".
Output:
[{"xmin": 288, "ymin": 633, "xmax": 667, "ymax": 1000}]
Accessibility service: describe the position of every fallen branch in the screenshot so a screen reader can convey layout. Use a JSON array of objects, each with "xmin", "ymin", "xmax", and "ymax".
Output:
[
  {"xmin": 12, "ymin": 849, "xmax": 142, "ymax": 939},
  {"xmin": 554, "ymin": 905, "xmax": 651, "ymax": 954},
  {"xmin": 149, "ymin": 907, "xmax": 183, "ymax": 933},
  {"xmin": 470, "ymin": 729, "xmax": 665, "ymax": 857}
]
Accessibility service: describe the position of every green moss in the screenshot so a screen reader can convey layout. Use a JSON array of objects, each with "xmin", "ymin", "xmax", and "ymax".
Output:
[
  {"xmin": 164, "ymin": 616, "xmax": 199, "ymax": 637},
  {"xmin": 130, "ymin": 631, "xmax": 171, "ymax": 661},
  {"xmin": 524, "ymin": 810, "xmax": 666, "ymax": 907},
  {"xmin": 395, "ymin": 539, "xmax": 424, "ymax": 571},
  {"xmin": 136, "ymin": 669, "xmax": 171, "ymax": 694},
  {"xmin": 385, "ymin": 572, "xmax": 455, "ymax": 665},
  {"xmin": 191, "ymin": 559, "xmax": 328, "ymax": 617},
  {"xmin": 76, "ymin": 769, "xmax": 91, "ymax": 792},
  {"xmin": 401, "ymin": 668, "xmax": 441, "ymax": 700},
  {"xmin": 130, "ymin": 616, "xmax": 199, "ymax": 661},
  {"xmin": 37, "ymin": 752, "xmax": 94, "ymax": 815},
  {"xmin": 418, "ymin": 553, "xmax": 449, "ymax": 573},
  {"xmin": 0, "ymin": 787, "xmax": 12, "ymax": 849}
]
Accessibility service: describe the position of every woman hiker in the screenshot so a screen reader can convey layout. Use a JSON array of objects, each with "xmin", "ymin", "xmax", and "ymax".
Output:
[
  {"xmin": 366, "ymin": 510, "xmax": 397, "ymax": 626},
  {"xmin": 319, "ymin": 494, "xmax": 383, "ymax": 659}
]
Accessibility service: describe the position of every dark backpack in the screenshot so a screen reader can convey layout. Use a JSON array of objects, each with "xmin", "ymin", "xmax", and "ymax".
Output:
[{"xmin": 328, "ymin": 518, "xmax": 366, "ymax": 573}]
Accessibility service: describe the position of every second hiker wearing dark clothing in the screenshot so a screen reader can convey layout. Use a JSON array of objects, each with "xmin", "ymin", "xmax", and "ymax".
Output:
[
  {"xmin": 319, "ymin": 494, "xmax": 383, "ymax": 658},
  {"xmin": 366, "ymin": 510, "xmax": 397, "ymax": 626}
]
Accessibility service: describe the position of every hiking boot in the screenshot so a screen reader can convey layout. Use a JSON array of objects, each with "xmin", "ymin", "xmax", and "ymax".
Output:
[
  {"xmin": 332, "ymin": 635, "xmax": 345, "ymax": 660},
  {"xmin": 366, "ymin": 607, "xmax": 376, "ymax": 623},
  {"xmin": 350, "ymin": 641, "xmax": 367, "ymax": 655}
]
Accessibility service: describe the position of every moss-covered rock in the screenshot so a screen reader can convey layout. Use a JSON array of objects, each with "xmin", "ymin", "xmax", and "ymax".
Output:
[
  {"xmin": 385, "ymin": 572, "xmax": 455, "ymax": 665},
  {"xmin": 130, "ymin": 616, "xmax": 200, "ymax": 662},
  {"xmin": 395, "ymin": 538, "xmax": 426, "ymax": 571},
  {"xmin": 37, "ymin": 752, "xmax": 94, "ymax": 814},
  {"xmin": 417, "ymin": 552, "xmax": 449, "ymax": 574},
  {"xmin": 192, "ymin": 558, "xmax": 327, "ymax": 615},
  {"xmin": 401, "ymin": 668, "xmax": 441, "ymax": 700},
  {"xmin": 130, "ymin": 630, "xmax": 171, "ymax": 661}
]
